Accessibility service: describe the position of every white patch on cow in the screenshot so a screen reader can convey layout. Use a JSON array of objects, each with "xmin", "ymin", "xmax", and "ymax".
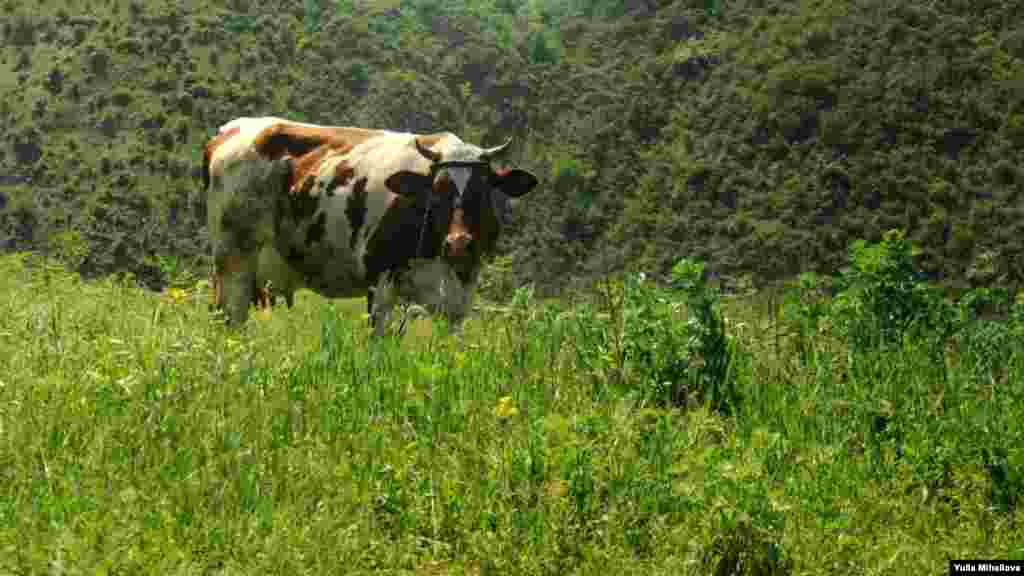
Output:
[{"xmin": 447, "ymin": 167, "xmax": 472, "ymax": 197}]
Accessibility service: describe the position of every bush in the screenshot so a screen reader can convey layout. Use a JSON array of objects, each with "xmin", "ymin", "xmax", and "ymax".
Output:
[
  {"xmin": 303, "ymin": 0, "xmax": 323, "ymax": 33},
  {"xmin": 222, "ymin": 14, "xmax": 256, "ymax": 34},
  {"xmin": 571, "ymin": 259, "xmax": 739, "ymax": 414},
  {"xmin": 954, "ymin": 286, "xmax": 1015, "ymax": 384},
  {"xmin": 345, "ymin": 62, "xmax": 370, "ymax": 88},
  {"xmin": 780, "ymin": 272, "xmax": 830, "ymax": 367},
  {"xmin": 527, "ymin": 29, "xmax": 560, "ymax": 65},
  {"xmin": 829, "ymin": 229, "xmax": 952, "ymax": 352},
  {"xmin": 670, "ymin": 259, "xmax": 739, "ymax": 415}
]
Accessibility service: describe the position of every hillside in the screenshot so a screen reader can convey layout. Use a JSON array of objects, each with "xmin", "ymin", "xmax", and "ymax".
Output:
[{"xmin": 1, "ymin": 0, "xmax": 1021, "ymax": 295}]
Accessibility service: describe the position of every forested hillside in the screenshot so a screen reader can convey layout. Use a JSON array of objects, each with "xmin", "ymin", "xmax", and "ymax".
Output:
[{"xmin": 1, "ymin": 0, "xmax": 1021, "ymax": 295}]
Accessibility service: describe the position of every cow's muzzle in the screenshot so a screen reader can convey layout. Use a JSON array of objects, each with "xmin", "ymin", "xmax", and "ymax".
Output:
[{"xmin": 445, "ymin": 232, "xmax": 472, "ymax": 257}]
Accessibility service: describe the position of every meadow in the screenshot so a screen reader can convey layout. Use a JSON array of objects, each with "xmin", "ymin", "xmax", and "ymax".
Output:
[{"xmin": 0, "ymin": 232, "xmax": 1022, "ymax": 574}]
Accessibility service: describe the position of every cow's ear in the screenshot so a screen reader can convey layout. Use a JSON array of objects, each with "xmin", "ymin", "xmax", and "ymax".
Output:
[
  {"xmin": 385, "ymin": 171, "xmax": 433, "ymax": 198},
  {"xmin": 491, "ymin": 168, "xmax": 538, "ymax": 198}
]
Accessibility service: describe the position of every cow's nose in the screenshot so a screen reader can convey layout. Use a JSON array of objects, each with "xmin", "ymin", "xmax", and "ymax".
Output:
[{"xmin": 445, "ymin": 232, "xmax": 471, "ymax": 257}]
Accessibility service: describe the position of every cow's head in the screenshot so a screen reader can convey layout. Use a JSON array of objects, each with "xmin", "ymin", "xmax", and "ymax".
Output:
[{"xmin": 389, "ymin": 136, "xmax": 538, "ymax": 279}]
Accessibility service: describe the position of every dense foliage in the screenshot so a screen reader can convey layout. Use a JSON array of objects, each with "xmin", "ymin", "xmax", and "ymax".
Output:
[{"xmin": 0, "ymin": 0, "xmax": 1021, "ymax": 295}]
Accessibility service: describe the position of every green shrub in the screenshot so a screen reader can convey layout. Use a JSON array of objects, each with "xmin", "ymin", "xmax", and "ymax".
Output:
[
  {"xmin": 780, "ymin": 272, "xmax": 829, "ymax": 367},
  {"xmin": 527, "ymin": 29, "xmax": 560, "ymax": 65},
  {"xmin": 671, "ymin": 258, "xmax": 739, "ymax": 415},
  {"xmin": 222, "ymin": 13, "xmax": 256, "ymax": 34},
  {"xmin": 983, "ymin": 447, "xmax": 1023, "ymax": 515},
  {"xmin": 495, "ymin": 0, "xmax": 519, "ymax": 15},
  {"xmin": 829, "ymin": 229, "xmax": 952, "ymax": 351},
  {"xmin": 303, "ymin": 0, "xmax": 323, "ymax": 33},
  {"xmin": 571, "ymin": 259, "xmax": 738, "ymax": 414},
  {"xmin": 346, "ymin": 61, "xmax": 369, "ymax": 85}
]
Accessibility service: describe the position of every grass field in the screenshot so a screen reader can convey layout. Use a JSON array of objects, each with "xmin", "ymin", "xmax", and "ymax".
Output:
[{"xmin": 0, "ymin": 251, "xmax": 1021, "ymax": 575}]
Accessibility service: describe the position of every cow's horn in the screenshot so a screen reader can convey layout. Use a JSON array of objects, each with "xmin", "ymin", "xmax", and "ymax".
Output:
[
  {"xmin": 415, "ymin": 138, "xmax": 442, "ymax": 163},
  {"xmin": 479, "ymin": 137, "xmax": 513, "ymax": 160}
]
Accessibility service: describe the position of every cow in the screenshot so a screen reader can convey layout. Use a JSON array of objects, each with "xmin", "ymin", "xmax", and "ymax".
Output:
[{"xmin": 202, "ymin": 116, "xmax": 538, "ymax": 335}]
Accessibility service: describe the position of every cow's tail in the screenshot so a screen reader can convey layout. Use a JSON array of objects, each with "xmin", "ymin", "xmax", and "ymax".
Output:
[
  {"xmin": 196, "ymin": 138, "xmax": 215, "ymax": 225},
  {"xmin": 201, "ymin": 143, "xmax": 212, "ymax": 191}
]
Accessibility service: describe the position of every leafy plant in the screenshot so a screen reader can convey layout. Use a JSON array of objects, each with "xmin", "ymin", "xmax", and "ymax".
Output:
[
  {"xmin": 345, "ymin": 61, "xmax": 370, "ymax": 90},
  {"xmin": 829, "ymin": 230, "xmax": 952, "ymax": 352},
  {"xmin": 222, "ymin": 13, "xmax": 256, "ymax": 34},
  {"xmin": 572, "ymin": 259, "xmax": 738, "ymax": 414},
  {"xmin": 303, "ymin": 0, "xmax": 324, "ymax": 33},
  {"xmin": 780, "ymin": 272, "xmax": 829, "ymax": 367},
  {"xmin": 526, "ymin": 28, "xmax": 560, "ymax": 65},
  {"xmin": 670, "ymin": 258, "xmax": 739, "ymax": 415},
  {"xmin": 153, "ymin": 254, "xmax": 200, "ymax": 289}
]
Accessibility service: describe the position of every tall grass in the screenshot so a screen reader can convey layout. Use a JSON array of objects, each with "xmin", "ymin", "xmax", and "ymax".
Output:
[{"xmin": 0, "ymin": 239, "xmax": 1021, "ymax": 574}]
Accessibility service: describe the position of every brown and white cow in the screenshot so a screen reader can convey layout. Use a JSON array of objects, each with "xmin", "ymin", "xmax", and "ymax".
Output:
[{"xmin": 202, "ymin": 116, "xmax": 538, "ymax": 334}]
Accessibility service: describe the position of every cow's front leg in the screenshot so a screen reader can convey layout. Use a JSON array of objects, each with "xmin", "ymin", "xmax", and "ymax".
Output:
[
  {"xmin": 440, "ymin": 272, "xmax": 471, "ymax": 337},
  {"xmin": 217, "ymin": 252, "xmax": 259, "ymax": 325},
  {"xmin": 369, "ymin": 272, "xmax": 399, "ymax": 338},
  {"xmin": 366, "ymin": 288, "xmax": 376, "ymax": 329}
]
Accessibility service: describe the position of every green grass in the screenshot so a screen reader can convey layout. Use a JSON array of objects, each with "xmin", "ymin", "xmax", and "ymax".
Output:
[{"xmin": 0, "ymin": 252, "xmax": 1022, "ymax": 574}]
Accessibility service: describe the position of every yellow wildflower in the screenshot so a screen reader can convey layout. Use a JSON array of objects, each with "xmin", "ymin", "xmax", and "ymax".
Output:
[
  {"xmin": 164, "ymin": 287, "xmax": 189, "ymax": 305},
  {"xmin": 493, "ymin": 396, "xmax": 519, "ymax": 419}
]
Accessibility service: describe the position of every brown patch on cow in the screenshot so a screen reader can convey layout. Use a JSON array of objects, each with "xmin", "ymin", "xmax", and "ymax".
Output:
[
  {"xmin": 444, "ymin": 204, "xmax": 481, "ymax": 285},
  {"xmin": 288, "ymin": 143, "xmax": 351, "ymax": 196},
  {"xmin": 306, "ymin": 211, "xmax": 327, "ymax": 246},
  {"xmin": 417, "ymin": 133, "xmax": 449, "ymax": 149},
  {"xmin": 209, "ymin": 272, "xmax": 224, "ymax": 309},
  {"xmin": 202, "ymin": 125, "xmax": 241, "ymax": 190},
  {"xmin": 327, "ymin": 161, "xmax": 356, "ymax": 197},
  {"xmin": 412, "ymin": 133, "xmax": 450, "ymax": 163},
  {"xmin": 346, "ymin": 177, "xmax": 369, "ymax": 249},
  {"xmin": 218, "ymin": 253, "xmax": 243, "ymax": 275},
  {"xmin": 253, "ymin": 123, "xmax": 381, "ymax": 161},
  {"xmin": 444, "ymin": 184, "xmax": 506, "ymax": 286},
  {"xmin": 446, "ymin": 208, "xmax": 471, "ymax": 248},
  {"xmin": 254, "ymin": 282, "xmax": 272, "ymax": 309}
]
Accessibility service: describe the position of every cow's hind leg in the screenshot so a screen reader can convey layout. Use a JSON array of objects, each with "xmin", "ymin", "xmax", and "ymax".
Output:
[{"xmin": 209, "ymin": 272, "xmax": 223, "ymax": 313}]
